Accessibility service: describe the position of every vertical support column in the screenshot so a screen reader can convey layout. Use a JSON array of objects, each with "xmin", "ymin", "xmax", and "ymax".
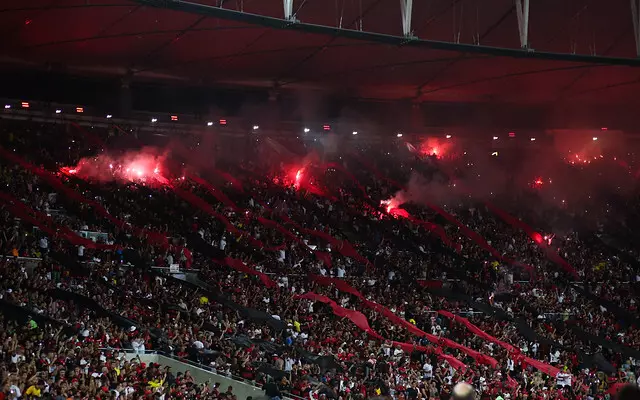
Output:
[
  {"xmin": 632, "ymin": 0, "xmax": 640, "ymax": 56},
  {"xmin": 400, "ymin": 0, "xmax": 414, "ymax": 37},
  {"xmin": 283, "ymin": 0, "xmax": 294, "ymax": 20},
  {"xmin": 515, "ymin": 0, "xmax": 530, "ymax": 48}
]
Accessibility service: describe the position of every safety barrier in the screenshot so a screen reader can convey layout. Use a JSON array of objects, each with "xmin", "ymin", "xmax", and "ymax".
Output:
[{"xmin": 105, "ymin": 349, "xmax": 301, "ymax": 400}]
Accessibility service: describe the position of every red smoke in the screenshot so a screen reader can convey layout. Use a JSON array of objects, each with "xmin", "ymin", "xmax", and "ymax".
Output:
[
  {"xmin": 419, "ymin": 137, "xmax": 453, "ymax": 159},
  {"xmin": 60, "ymin": 148, "xmax": 170, "ymax": 186}
]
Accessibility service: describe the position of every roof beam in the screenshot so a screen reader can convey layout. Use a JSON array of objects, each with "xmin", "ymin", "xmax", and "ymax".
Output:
[
  {"xmin": 515, "ymin": 0, "xmax": 530, "ymax": 49},
  {"xmin": 400, "ymin": 0, "xmax": 413, "ymax": 37},
  {"xmin": 632, "ymin": 0, "xmax": 640, "ymax": 56},
  {"xmin": 131, "ymin": 0, "xmax": 640, "ymax": 66}
]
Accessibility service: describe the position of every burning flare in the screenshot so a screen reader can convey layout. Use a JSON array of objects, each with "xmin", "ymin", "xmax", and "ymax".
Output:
[
  {"xmin": 295, "ymin": 168, "xmax": 303, "ymax": 189},
  {"xmin": 381, "ymin": 198, "xmax": 409, "ymax": 218}
]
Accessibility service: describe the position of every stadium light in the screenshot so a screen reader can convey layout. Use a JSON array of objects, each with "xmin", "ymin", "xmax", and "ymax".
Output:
[
  {"xmin": 304, "ymin": 128, "xmax": 310, "ymax": 133},
  {"xmin": 151, "ymin": 118, "xmax": 158, "ymax": 123},
  {"xmin": 446, "ymin": 134, "xmax": 452, "ymax": 139},
  {"xmin": 493, "ymin": 136, "xmax": 499, "ymax": 140},
  {"xmin": 55, "ymin": 109, "xmax": 62, "ymax": 114},
  {"xmin": 207, "ymin": 121, "xmax": 213, "ymax": 126},
  {"xmin": 106, "ymin": 114, "xmax": 112, "ymax": 119},
  {"xmin": 352, "ymin": 131, "xmax": 358, "ymax": 135},
  {"xmin": 4, "ymin": 105, "xmax": 10, "ymax": 109},
  {"xmin": 530, "ymin": 137, "xmax": 536, "ymax": 141},
  {"xmin": 397, "ymin": 133, "xmax": 403, "ymax": 138},
  {"xmin": 253, "ymin": 125, "xmax": 259, "ymax": 130},
  {"xmin": 592, "ymin": 137, "xmax": 598, "ymax": 141}
]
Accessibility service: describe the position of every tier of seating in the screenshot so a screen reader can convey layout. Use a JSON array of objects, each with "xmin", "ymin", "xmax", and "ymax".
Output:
[{"xmin": 0, "ymin": 118, "xmax": 638, "ymax": 400}]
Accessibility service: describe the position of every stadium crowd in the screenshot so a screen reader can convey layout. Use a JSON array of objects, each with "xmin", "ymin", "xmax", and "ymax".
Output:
[{"xmin": 0, "ymin": 117, "xmax": 639, "ymax": 400}]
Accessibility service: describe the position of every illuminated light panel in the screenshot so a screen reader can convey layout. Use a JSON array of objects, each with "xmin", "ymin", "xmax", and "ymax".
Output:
[
  {"xmin": 323, "ymin": 124, "xmax": 331, "ymax": 131},
  {"xmin": 21, "ymin": 102, "xmax": 29, "ymax": 108},
  {"xmin": 171, "ymin": 115, "xmax": 178, "ymax": 121},
  {"xmin": 508, "ymin": 132, "xmax": 516, "ymax": 138},
  {"xmin": 219, "ymin": 119, "xmax": 227, "ymax": 125},
  {"xmin": 76, "ymin": 107, "xmax": 84, "ymax": 113}
]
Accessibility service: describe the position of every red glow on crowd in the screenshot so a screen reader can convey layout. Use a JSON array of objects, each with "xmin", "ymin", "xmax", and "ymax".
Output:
[
  {"xmin": 566, "ymin": 152, "xmax": 604, "ymax": 166},
  {"xmin": 532, "ymin": 177, "xmax": 544, "ymax": 188},
  {"xmin": 567, "ymin": 153, "xmax": 591, "ymax": 165},
  {"xmin": 60, "ymin": 150, "xmax": 169, "ymax": 186},
  {"xmin": 418, "ymin": 137, "xmax": 452, "ymax": 159}
]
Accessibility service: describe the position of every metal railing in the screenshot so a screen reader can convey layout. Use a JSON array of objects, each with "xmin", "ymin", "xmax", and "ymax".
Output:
[{"xmin": 99, "ymin": 348, "xmax": 305, "ymax": 400}]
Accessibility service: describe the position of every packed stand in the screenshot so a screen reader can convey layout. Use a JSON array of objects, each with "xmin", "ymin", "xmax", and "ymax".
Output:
[{"xmin": 0, "ymin": 117, "xmax": 638, "ymax": 400}]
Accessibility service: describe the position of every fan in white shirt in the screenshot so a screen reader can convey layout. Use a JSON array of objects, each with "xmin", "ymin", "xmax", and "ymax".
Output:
[
  {"xmin": 556, "ymin": 371, "xmax": 572, "ymax": 387},
  {"xmin": 422, "ymin": 362, "xmax": 433, "ymax": 378},
  {"xmin": 550, "ymin": 349, "xmax": 561, "ymax": 364}
]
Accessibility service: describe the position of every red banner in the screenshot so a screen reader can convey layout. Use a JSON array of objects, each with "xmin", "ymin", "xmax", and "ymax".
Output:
[
  {"xmin": 188, "ymin": 173, "xmax": 241, "ymax": 212},
  {"xmin": 219, "ymin": 257, "xmax": 277, "ymax": 288},
  {"xmin": 300, "ymin": 228, "xmax": 372, "ymax": 268},
  {"xmin": 213, "ymin": 169, "xmax": 244, "ymax": 192},
  {"xmin": 351, "ymin": 153, "xmax": 536, "ymax": 273},
  {"xmin": 322, "ymin": 162, "xmax": 372, "ymax": 202},
  {"xmin": 310, "ymin": 275, "xmax": 497, "ymax": 368},
  {"xmin": 437, "ymin": 310, "xmax": 563, "ymax": 377},
  {"xmin": 295, "ymin": 292, "xmax": 468, "ymax": 371},
  {"xmin": 69, "ymin": 121, "xmax": 106, "ymax": 149},
  {"xmin": 483, "ymin": 202, "xmax": 577, "ymax": 277},
  {"xmin": 170, "ymin": 184, "xmax": 286, "ymax": 252}
]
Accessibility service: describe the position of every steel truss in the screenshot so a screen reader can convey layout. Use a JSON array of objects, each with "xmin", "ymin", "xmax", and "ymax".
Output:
[
  {"xmin": 515, "ymin": 0, "xmax": 530, "ymax": 49},
  {"xmin": 132, "ymin": 0, "xmax": 640, "ymax": 66},
  {"xmin": 400, "ymin": 0, "xmax": 413, "ymax": 37},
  {"xmin": 632, "ymin": 0, "xmax": 640, "ymax": 56},
  {"xmin": 283, "ymin": 0, "xmax": 293, "ymax": 20}
]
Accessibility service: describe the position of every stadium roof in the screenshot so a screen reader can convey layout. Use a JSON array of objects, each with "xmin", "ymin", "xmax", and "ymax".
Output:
[{"xmin": 2, "ymin": 0, "xmax": 640, "ymax": 106}]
